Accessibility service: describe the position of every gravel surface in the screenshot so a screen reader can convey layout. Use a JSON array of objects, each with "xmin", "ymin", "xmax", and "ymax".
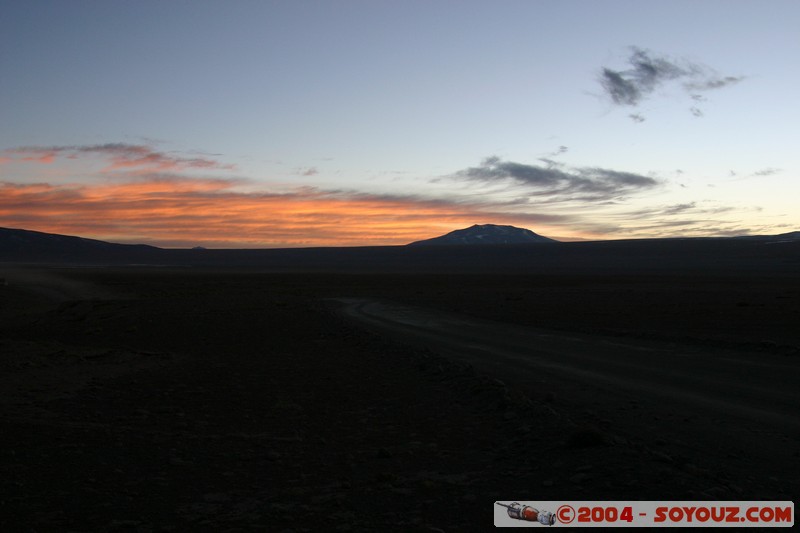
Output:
[{"xmin": 1, "ymin": 268, "xmax": 797, "ymax": 530}]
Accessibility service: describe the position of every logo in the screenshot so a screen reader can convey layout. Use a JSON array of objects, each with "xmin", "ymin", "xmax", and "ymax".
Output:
[{"xmin": 496, "ymin": 502, "xmax": 556, "ymax": 525}]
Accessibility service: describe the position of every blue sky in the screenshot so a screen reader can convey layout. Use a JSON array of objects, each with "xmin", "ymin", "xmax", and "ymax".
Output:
[{"xmin": 1, "ymin": 0, "xmax": 798, "ymax": 246}]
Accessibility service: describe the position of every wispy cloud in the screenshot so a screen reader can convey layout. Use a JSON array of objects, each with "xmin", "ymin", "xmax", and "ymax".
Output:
[
  {"xmin": 684, "ymin": 76, "xmax": 746, "ymax": 92},
  {"xmin": 626, "ymin": 201, "xmax": 738, "ymax": 218},
  {"xmin": 296, "ymin": 166, "xmax": 319, "ymax": 176},
  {"xmin": 453, "ymin": 156, "xmax": 660, "ymax": 202},
  {"xmin": 727, "ymin": 167, "xmax": 783, "ymax": 181},
  {"xmin": 5, "ymin": 143, "xmax": 236, "ymax": 173},
  {"xmin": 599, "ymin": 47, "xmax": 745, "ymax": 119},
  {"xmin": 546, "ymin": 145, "xmax": 569, "ymax": 157},
  {"xmin": 0, "ymin": 142, "xmax": 769, "ymax": 245},
  {"xmin": 753, "ymin": 167, "xmax": 781, "ymax": 177},
  {"xmin": 608, "ymin": 199, "xmax": 757, "ymax": 238}
]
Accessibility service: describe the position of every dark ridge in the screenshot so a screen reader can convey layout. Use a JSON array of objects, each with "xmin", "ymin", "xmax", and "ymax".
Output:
[
  {"xmin": 0, "ymin": 227, "xmax": 161, "ymax": 264},
  {"xmin": 2, "ymin": 226, "xmax": 799, "ymax": 275}
]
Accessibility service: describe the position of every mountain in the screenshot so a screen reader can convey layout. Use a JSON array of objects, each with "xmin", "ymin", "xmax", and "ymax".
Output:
[
  {"xmin": 0, "ymin": 227, "xmax": 161, "ymax": 263},
  {"xmin": 775, "ymin": 231, "xmax": 800, "ymax": 241},
  {"xmin": 408, "ymin": 224, "xmax": 557, "ymax": 246},
  {"xmin": 3, "ymin": 225, "xmax": 797, "ymax": 270}
]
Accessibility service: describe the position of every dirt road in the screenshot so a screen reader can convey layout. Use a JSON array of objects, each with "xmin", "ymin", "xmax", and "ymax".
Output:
[{"xmin": 335, "ymin": 297, "xmax": 800, "ymax": 493}]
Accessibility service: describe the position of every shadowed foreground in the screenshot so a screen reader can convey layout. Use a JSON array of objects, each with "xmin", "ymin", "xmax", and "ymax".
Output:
[{"xmin": 1, "ymin": 267, "xmax": 798, "ymax": 530}]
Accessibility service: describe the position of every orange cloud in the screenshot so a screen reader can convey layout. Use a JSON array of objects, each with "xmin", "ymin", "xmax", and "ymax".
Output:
[
  {"xmin": 0, "ymin": 179, "xmax": 563, "ymax": 247},
  {"xmin": 20, "ymin": 151, "xmax": 57, "ymax": 164}
]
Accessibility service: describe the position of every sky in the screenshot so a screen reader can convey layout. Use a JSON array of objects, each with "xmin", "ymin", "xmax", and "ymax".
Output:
[{"xmin": 1, "ymin": 0, "xmax": 798, "ymax": 247}]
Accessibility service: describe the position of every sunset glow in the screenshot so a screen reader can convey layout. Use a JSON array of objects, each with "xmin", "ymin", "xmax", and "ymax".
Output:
[
  {"xmin": 0, "ymin": 173, "xmax": 552, "ymax": 248},
  {"xmin": 2, "ymin": 2, "xmax": 798, "ymax": 247}
]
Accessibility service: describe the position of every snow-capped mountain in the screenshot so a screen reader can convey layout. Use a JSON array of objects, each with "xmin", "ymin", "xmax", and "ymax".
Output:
[{"xmin": 408, "ymin": 224, "xmax": 557, "ymax": 246}]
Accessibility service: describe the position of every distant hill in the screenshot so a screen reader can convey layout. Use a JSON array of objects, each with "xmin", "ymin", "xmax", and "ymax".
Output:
[
  {"xmin": 0, "ymin": 227, "xmax": 161, "ymax": 263},
  {"xmin": 2, "ymin": 225, "xmax": 798, "ymax": 272},
  {"xmin": 408, "ymin": 224, "xmax": 557, "ymax": 246}
]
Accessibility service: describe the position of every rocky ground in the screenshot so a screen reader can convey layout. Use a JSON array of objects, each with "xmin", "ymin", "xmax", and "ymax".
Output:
[{"xmin": 0, "ymin": 268, "xmax": 797, "ymax": 531}]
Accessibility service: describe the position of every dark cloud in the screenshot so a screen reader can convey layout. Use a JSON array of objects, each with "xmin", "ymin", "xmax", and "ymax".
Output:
[
  {"xmin": 462, "ymin": 156, "xmax": 567, "ymax": 187},
  {"xmin": 454, "ymin": 156, "xmax": 660, "ymax": 202},
  {"xmin": 629, "ymin": 113, "xmax": 646, "ymax": 123},
  {"xmin": 600, "ymin": 68, "xmax": 642, "ymax": 106},
  {"xmin": 599, "ymin": 47, "xmax": 745, "ymax": 117},
  {"xmin": 600, "ymin": 48, "xmax": 688, "ymax": 106},
  {"xmin": 690, "ymin": 107, "xmax": 704, "ymax": 117}
]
